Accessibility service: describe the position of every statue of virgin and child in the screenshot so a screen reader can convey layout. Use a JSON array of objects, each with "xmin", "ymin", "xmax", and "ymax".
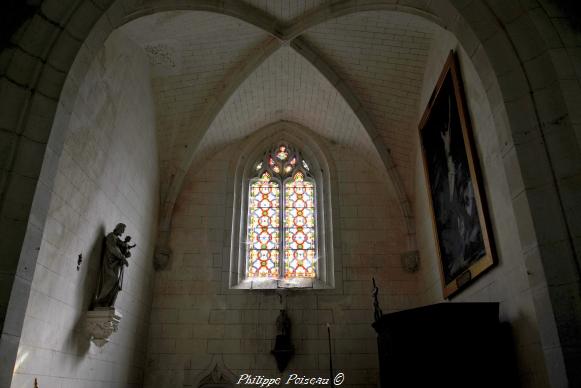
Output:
[{"xmin": 91, "ymin": 223, "xmax": 136, "ymax": 309}]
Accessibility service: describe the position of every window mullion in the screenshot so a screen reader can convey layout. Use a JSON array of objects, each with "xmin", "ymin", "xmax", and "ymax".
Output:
[{"xmin": 279, "ymin": 179, "xmax": 285, "ymax": 280}]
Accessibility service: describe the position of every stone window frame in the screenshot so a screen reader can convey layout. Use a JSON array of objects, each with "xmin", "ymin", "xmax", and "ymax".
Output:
[{"xmin": 229, "ymin": 123, "xmax": 336, "ymax": 289}]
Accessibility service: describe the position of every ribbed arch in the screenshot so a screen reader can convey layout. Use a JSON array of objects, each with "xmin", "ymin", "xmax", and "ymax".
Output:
[{"xmin": 111, "ymin": 3, "xmax": 420, "ymax": 249}]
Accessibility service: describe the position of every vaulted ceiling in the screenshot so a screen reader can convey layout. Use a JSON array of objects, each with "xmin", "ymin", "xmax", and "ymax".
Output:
[{"xmin": 119, "ymin": 1, "xmax": 436, "ymax": 210}]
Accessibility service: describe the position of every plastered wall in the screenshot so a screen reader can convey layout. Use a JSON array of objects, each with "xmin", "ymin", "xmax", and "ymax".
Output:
[
  {"xmin": 10, "ymin": 32, "xmax": 159, "ymax": 388},
  {"xmin": 144, "ymin": 139, "xmax": 416, "ymax": 388},
  {"xmin": 414, "ymin": 29, "xmax": 550, "ymax": 387}
]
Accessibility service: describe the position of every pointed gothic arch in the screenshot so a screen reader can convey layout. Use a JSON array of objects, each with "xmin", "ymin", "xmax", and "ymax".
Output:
[{"xmin": 229, "ymin": 121, "xmax": 336, "ymax": 289}]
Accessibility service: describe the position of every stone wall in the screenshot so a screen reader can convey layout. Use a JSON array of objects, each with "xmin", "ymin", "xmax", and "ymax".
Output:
[
  {"xmin": 144, "ymin": 139, "xmax": 415, "ymax": 388},
  {"xmin": 414, "ymin": 28, "xmax": 550, "ymax": 387},
  {"xmin": 10, "ymin": 31, "xmax": 159, "ymax": 388},
  {"xmin": 1, "ymin": 1, "xmax": 580, "ymax": 386}
]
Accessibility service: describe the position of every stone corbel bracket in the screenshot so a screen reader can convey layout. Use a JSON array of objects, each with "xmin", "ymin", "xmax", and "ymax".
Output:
[
  {"xmin": 153, "ymin": 245, "xmax": 172, "ymax": 271},
  {"xmin": 400, "ymin": 250, "xmax": 420, "ymax": 273},
  {"xmin": 85, "ymin": 307, "xmax": 122, "ymax": 347}
]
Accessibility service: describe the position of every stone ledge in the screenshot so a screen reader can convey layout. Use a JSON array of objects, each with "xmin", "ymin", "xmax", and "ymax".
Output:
[{"xmin": 85, "ymin": 307, "xmax": 122, "ymax": 347}]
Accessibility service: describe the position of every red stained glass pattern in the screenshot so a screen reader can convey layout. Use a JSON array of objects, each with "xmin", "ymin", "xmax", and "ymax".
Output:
[
  {"xmin": 284, "ymin": 172, "xmax": 316, "ymax": 278},
  {"xmin": 247, "ymin": 178, "xmax": 280, "ymax": 278}
]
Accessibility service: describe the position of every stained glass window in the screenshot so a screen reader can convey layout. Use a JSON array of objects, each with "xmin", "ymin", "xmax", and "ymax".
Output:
[{"xmin": 246, "ymin": 144, "xmax": 317, "ymax": 280}]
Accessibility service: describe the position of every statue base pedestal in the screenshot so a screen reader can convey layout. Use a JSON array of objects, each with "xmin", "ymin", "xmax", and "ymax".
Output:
[{"xmin": 85, "ymin": 307, "xmax": 122, "ymax": 347}]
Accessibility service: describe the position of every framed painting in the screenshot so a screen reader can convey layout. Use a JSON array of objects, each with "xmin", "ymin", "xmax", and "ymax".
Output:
[{"xmin": 418, "ymin": 51, "xmax": 496, "ymax": 298}]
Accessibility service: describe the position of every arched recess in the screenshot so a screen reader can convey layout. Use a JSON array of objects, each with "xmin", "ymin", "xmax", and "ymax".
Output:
[
  {"xmin": 1, "ymin": 0, "xmax": 580, "ymax": 387},
  {"xmin": 151, "ymin": 35, "xmax": 416, "ymax": 273},
  {"xmin": 0, "ymin": 1, "xmax": 422, "ymax": 267},
  {"xmin": 228, "ymin": 121, "xmax": 338, "ymax": 290}
]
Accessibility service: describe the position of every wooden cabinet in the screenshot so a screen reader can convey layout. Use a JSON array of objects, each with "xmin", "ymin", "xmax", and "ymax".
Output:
[{"xmin": 372, "ymin": 303, "xmax": 516, "ymax": 388}]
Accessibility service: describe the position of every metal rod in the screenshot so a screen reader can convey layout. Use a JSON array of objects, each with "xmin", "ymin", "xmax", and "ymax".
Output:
[{"xmin": 328, "ymin": 323, "xmax": 334, "ymax": 388}]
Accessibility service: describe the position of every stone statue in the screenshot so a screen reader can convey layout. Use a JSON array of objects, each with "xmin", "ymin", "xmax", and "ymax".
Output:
[
  {"xmin": 272, "ymin": 309, "xmax": 294, "ymax": 372},
  {"xmin": 92, "ymin": 223, "xmax": 132, "ymax": 309},
  {"xmin": 276, "ymin": 309, "xmax": 291, "ymax": 338}
]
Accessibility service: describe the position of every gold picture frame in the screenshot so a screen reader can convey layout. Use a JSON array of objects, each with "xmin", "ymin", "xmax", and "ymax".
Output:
[{"xmin": 418, "ymin": 51, "xmax": 496, "ymax": 298}]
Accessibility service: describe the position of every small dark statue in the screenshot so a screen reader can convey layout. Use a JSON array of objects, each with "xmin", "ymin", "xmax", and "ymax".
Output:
[
  {"xmin": 271, "ymin": 309, "xmax": 294, "ymax": 372},
  {"xmin": 276, "ymin": 309, "xmax": 291, "ymax": 338},
  {"xmin": 92, "ymin": 223, "xmax": 136, "ymax": 309}
]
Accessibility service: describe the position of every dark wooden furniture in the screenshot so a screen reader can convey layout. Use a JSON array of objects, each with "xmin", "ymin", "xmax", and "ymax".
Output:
[{"xmin": 372, "ymin": 302, "xmax": 515, "ymax": 388}]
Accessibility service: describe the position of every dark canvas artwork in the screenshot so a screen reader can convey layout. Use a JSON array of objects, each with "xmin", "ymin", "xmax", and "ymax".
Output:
[
  {"xmin": 419, "ymin": 52, "xmax": 495, "ymax": 298},
  {"xmin": 423, "ymin": 73, "xmax": 484, "ymax": 283}
]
